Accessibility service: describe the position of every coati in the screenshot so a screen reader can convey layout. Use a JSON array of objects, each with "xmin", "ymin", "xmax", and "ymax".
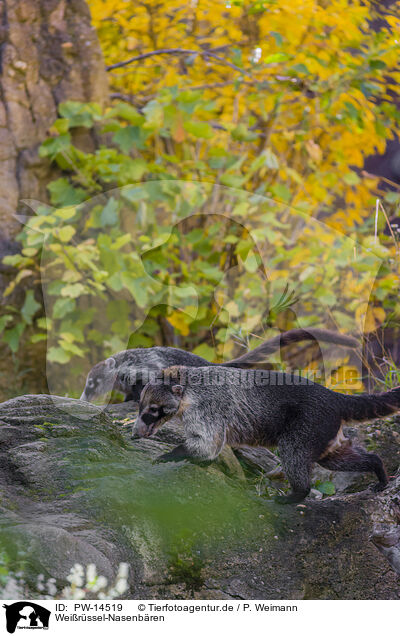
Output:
[
  {"xmin": 132, "ymin": 365, "xmax": 399, "ymax": 504},
  {"xmin": 80, "ymin": 328, "xmax": 358, "ymax": 402}
]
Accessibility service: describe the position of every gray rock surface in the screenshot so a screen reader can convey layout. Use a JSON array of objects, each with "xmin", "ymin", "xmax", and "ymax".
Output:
[{"xmin": 0, "ymin": 395, "xmax": 399, "ymax": 599}]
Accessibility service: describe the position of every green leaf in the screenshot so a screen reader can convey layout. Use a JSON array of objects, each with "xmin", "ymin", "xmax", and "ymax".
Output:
[
  {"xmin": 314, "ymin": 287, "xmax": 337, "ymax": 306},
  {"xmin": 37, "ymin": 317, "xmax": 52, "ymax": 330},
  {"xmin": 55, "ymin": 207, "xmax": 78, "ymax": 221},
  {"xmin": 60, "ymin": 340, "xmax": 85, "ymax": 357},
  {"xmin": 344, "ymin": 101, "xmax": 359, "ymax": 121},
  {"xmin": 121, "ymin": 185, "xmax": 149, "ymax": 204},
  {"xmin": 384, "ymin": 191, "xmax": 400, "ymax": 203},
  {"xmin": 291, "ymin": 63, "xmax": 309, "ymax": 74},
  {"xmin": 369, "ymin": 59, "xmax": 386, "ymax": 70},
  {"xmin": 113, "ymin": 234, "xmax": 132, "ymax": 249},
  {"xmin": 263, "ymin": 148, "xmax": 279, "ymax": 170},
  {"xmin": 3, "ymin": 323, "xmax": 25, "ymax": 353},
  {"xmin": 47, "ymin": 346, "xmax": 71, "ymax": 364},
  {"xmin": 231, "ymin": 124, "xmax": 258, "ymax": 142},
  {"xmin": 58, "ymin": 101, "xmax": 102, "ymax": 128},
  {"xmin": 58, "ymin": 226, "xmax": 76, "ymax": 242},
  {"xmin": 101, "ymin": 118, "xmax": 121, "ymax": 133},
  {"xmin": 107, "ymin": 273, "xmax": 124, "ymax": 292},
  {"xmin": 0, "ymin": 315, "xmax": 13, "ymax": 333},
  {"xmin": 270, "ymin": 183, "xmax": 291, "ymax": 202},
  {"xmin": 21, "ymin": 248, "xmax": 38, "ymax": 257},
  {"xmin": 30, "ymin": 333, "xmax": 47, "ymax": 343},
  {"xmin": 39, "ymin": 134, "xmax": 71, "ymax": 159},
  {"xmin": 113, "ymin": 127, "xmax": 141, "ymax": 153},
  {"xmin": 107, "ymin": 103, "xmax": 144, "ymax": 125},
  {"xmin": 52, "ymin": 118, "xmax": 70, "ymax": 134},
  {"xmin": 48, "ymin": 178, "xmax": 86, "ymax": 207},
  {"xmin": 219, "ymin": 173, "xmax": 247, "ymax": 188},
  {"xmin": 100, "ymin": 197, "xmax": 119, "ymax": 226},
  {"xmin": 119, "ymin": 159, "xmax": 147, "ymax": 182},
  {"xmin": 183, "ymin": 121, "xmax": 214, "ymax": 139},
  {"xmin": 21, "ymin": 290, "xmax": 41, "ymax": 324},
  {"xmin": 113, "ymin": 126, "xmax": 150, "ymax": 151},
  {"xmin": 316, "ymin": 481, "xmax": 335, "ymax": 495},
  {"xmin": 61, "ymin": 283, "xmax": 85, "ymax": 298},
  {"xmin": 143, "ymin": 100, "xmax": 164, "ymax": 130},
  {"xmin": 192, "ymin": 343, "xmax": 215, "ymax": 361},
  {"xmin": 264, "ymin": 52, "xmax": 290, "ymax": 63},
  {"xmin": 344, "ymin": 172, "xmax": 360, "ymax": 185},
  {"xmin": 242, "ymin": 252, "xmax": 259, "ymax": 273},
  {"xmin": 2, "ymin": 254, "xmax": 32, "ymax": 267},
  {"xmin": 270, "ymin": 32, "xmax": 283, "ymax": 46},
  {"xmin": 53, "ymin": 298, "xmax": 75, "ymax": 319},
  {"xmin": 173, "ymin": 285, "xmax": 198, "ymax": 298},
  {"xmin": 121, "ymin": 273, "xmax": 148, "ymax": 307}
]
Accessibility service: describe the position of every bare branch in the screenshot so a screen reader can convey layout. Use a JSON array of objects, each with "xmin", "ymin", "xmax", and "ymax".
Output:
[
  {"xmin": 110, "ymin": 92, "xmax": 141, "ymax": 107},
  {"xmin": 106, "ymin": 48, "xmax": 251, "ymax": 76}
]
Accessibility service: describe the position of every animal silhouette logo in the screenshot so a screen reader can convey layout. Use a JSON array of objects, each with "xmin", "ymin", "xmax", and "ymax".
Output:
[{"xmin": 2, "ymin": 602, "xmax": 50, "ymax": 633}]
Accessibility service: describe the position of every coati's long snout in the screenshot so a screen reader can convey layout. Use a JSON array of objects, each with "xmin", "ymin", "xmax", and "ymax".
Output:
[
  {"xmin": 131, "ymin": 417, "xmax": 158, "ymax": 439},
  {"xmin": 131, "ymin": 382, "xmax": 183, "ymax": 439}
]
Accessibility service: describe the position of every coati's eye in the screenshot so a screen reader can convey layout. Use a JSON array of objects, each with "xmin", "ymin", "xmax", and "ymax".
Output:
[
  {"xmin": 148, "ymin": 406, "xmax": 159, "ymax": 414},
  {"xmin": 88, "ymin": 379, "xmax": 94, "ymax": 388}
]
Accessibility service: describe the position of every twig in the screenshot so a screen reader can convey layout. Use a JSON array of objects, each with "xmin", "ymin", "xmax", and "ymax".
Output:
[
  {"xmin": 106, "ymin": 48, "xmax": 251, "ymax": 76},
  {"xmin": 361, "ymin": 169, "xmax": 400, "ymax": 190},
  {"xmin": 378, "ymin": 199, "xmax": 398, "ymax": 246},
  {"xmin": 110, "ymin": 92, "xmax": 141, "ymax": 106}
]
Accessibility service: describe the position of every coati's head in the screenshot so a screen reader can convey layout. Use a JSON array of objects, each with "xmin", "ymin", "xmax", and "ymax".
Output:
[
  {"xmin": 80, "ymin": 357, "xmax": 118, "ymax": 402},
  {"xmin": 132, "ymin": 381, "xmax": 184, "ymax": 439}
]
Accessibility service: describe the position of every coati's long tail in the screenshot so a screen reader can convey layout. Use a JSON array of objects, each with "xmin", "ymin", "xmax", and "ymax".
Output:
[
  {"xmin": 222, "ymin": 328, "xmax": 359, "ymax": 368},
  {"xmin": 339, "ymin": 386, "xmax": 400, "ymax": 422}
]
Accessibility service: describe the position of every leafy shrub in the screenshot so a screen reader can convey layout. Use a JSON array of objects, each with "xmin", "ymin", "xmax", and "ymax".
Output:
[{"xmin": 2, "ymin": 97, "xmax": 400, "ymax": 395}]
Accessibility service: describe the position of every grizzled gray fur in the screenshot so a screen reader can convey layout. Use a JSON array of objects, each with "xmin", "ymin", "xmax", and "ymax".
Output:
[
  {"xmin": 80, "ymin": 328, "xmax": 358, "ymax": 403},
  {"xmin": 132, "ymin": 366, "xmax": 399, "ymax": 504}
]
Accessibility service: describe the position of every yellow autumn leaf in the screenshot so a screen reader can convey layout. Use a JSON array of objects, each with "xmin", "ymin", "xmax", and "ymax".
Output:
[{"xmin": 167, "ymin": 311, "xmax": 190, "ymax": 336}]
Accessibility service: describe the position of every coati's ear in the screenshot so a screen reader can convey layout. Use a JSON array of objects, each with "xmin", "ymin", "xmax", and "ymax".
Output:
[
  {"xmin": 105, "ymin": 357, "xmax": 116, "ymax": 369},
  {"xmin": 171, "ymin": 384, "xmax": 184, "ymax": 397}
]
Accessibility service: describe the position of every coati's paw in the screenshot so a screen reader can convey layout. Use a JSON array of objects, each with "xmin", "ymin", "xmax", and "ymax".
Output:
[
  {"xmin": 192, "ymin": 458, "xmax": 213, "ymax": 467},
  {"xmin": 152, "ymin": 455, "xmax": 172, "ymax": 464},
  {"xmin": 153, "ymin": 453, "xmax": 186, "ymax": 464},
  {"xmin": 274, "ymin": 490, "xmax": 310, "ymax": 505},
  {"xmin": 371, "ymin": 482, "xmax": 388, "ymax": 493},
  {"xmin": 273, "ymin": 495, "xmax": 292, "ymax": 505},
  {"xmin": 274, "ymin": 495, "xmax": 302, "ymax": 505}
]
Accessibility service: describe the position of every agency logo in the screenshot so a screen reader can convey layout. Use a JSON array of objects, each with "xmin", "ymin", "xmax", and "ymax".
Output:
[{"xmin": 2, "ymin": 602, "xmax": 50, "ymax": 633}]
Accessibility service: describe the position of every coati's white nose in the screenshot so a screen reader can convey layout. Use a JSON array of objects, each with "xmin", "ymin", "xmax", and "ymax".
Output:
[{"xmin": 131, "ymin": 417, "xmax": 148, "ymax": 439}]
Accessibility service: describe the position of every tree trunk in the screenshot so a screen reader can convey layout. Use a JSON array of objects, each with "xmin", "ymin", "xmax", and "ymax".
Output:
[
  {"xmin": 0, "ymin": 0, "xmax": 108, "ymax": 239},
  {"xmin": 0, "ymin": 0, "xmax": 109, "ymax": 396}
]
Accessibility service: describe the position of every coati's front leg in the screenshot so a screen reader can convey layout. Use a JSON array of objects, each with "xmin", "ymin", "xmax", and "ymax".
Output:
[
  {"xmin": 154, "ymin": 443, "xmax": 195, "ymax": 463},
  {"xmin": 274, "ymin": 435, "xmax": 312, "ymax": 504},
  {"xmin": 155, "ymin": 422, "xmax": 226, "ymax": 465},
  {"xmin": 123, "ymin": 381, "xmax": 146, "ymax": 403}
]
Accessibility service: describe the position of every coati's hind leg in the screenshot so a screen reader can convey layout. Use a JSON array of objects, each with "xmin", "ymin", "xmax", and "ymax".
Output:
[
  {"xmin": 274, "ymin": 435, "xmax": 313, "ymax": 504},
  {"xmin": 317, "ymin": 442, "xmax": 388, "ymax": 491}
]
